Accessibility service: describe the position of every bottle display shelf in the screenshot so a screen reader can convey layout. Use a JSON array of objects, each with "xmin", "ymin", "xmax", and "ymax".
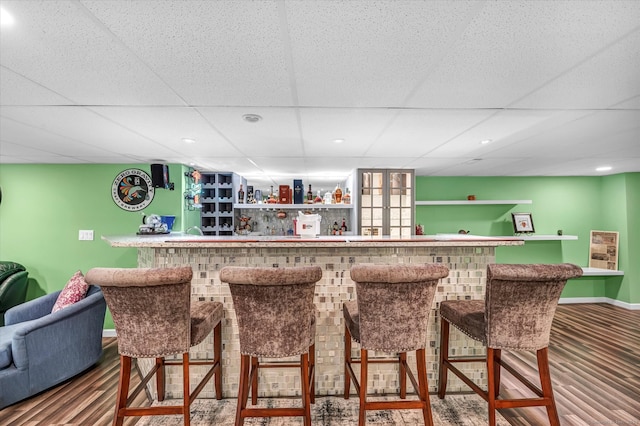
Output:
[{"xmin": 234, "ymin": 203, "xmax": 353, "ymax": 210}]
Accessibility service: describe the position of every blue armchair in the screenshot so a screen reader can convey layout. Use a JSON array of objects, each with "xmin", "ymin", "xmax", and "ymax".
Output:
[{"xmin": 0, "ymin": 285, "xmax": 106, "ymax": 409}]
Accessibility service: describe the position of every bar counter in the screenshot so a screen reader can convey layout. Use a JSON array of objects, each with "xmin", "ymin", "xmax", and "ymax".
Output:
[{"xmin": 102, "ymin": 234, "xmax": 523, "ymax": 399}]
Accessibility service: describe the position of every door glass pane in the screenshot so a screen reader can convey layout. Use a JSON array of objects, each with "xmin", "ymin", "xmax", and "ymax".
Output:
[
  {"xmin": 372, "ymin": 193, "xmax": 384, "ymax": 207},
  {"xmin": 362, "ymin": 194, "xmax": 372, "ymax": 207},
  {"xmin": 389, "ymin": 193, "xmax": 401, "ymax": 207}
]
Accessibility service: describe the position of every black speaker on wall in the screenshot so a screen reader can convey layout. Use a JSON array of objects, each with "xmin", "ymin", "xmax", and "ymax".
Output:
[{"xmin": 150, "ymin": 164, "xmax": 174, "ymax": 190}]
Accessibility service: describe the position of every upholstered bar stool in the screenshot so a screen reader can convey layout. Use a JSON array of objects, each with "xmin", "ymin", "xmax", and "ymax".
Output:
[
  {"xmin": 344, "ymin": 263, "xmax": 450, "ymax": 426},
  {"xmin": 85, "ymin": 266, "xmax": 223, "ymax": 426},
  {"xmin": 438, "ymin": 263, "xmax": 583, "ymax": 426},
  {"xmin": 219, "ymin": 265, "xmax": 322, "ymax": 426}
]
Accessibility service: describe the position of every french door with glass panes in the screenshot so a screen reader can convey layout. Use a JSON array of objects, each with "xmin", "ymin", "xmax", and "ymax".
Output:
[{"xmin": 358, "ymin": 169, "xmax": 414, "ymax": 237}]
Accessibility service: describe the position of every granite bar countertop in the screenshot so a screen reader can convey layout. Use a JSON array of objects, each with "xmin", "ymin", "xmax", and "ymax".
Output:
[{"xmin": 102, "ymin": 233, "xmax": 524, "ymax": 248}]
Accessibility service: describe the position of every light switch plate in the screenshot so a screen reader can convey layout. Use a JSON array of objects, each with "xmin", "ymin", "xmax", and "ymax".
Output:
[{"xmin": 79, "ymin": 230, "xmax": 94, "ymax": 240}]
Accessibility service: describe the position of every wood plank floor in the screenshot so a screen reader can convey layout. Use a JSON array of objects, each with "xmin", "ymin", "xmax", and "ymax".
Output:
[{"xmin": 1, "ymin": 303, "xmax": 639, "ymax": 425}]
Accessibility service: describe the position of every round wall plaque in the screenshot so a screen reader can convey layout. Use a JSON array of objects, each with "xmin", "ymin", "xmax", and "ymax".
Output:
[{"xmin": 111, "ymin": 168, "xmax": 155, "ymax": 211}]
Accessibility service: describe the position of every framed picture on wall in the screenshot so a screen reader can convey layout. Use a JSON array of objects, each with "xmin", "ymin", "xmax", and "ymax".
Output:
[
  {"xmin": 512, "ymin": 213, "xmax": 535, "ymax": 233},
  {"xmin": 589, "ymin": 230, "xmax": 619, "ymax": 270}
]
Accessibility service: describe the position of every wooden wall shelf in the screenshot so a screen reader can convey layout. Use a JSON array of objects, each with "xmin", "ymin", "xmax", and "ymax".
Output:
[
  {"xmin": 415, "ymin": 200, "xmax": 532, "ymax": 205},
  {"xmin": 581, "ymin": 267, "xmax": 624, "ymax": 276}
]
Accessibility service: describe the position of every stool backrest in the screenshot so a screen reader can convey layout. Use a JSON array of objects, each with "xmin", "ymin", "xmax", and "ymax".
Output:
[
  {"xmin": 485, "ymin": 263, "xmax": 583, "ymax": 350},
  {"xmin": 350, "ymin": 264, "xmax": 449, "ymax": 352},
  {"xmin": 220, "ymin": 266, "xmax": 322, "ymax": 358},
  {"xmin": 85, "ymin": 266, "xmax": 193, "ymax": 357}
]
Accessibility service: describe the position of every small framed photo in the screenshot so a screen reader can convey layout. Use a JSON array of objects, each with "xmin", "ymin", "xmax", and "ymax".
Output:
[{"xmin": 512, "ymin": 212, "xmax": 535, "ymax": 233}]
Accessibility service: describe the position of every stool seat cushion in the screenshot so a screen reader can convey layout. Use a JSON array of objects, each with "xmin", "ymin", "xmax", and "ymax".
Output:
[
  {"xmin": 342, "ymin": 300, "xmax": 360, "ymax": 343},
  {"xmin": 439, "ymin": 300, "xmax": 485, "ymax": 343},
  {"xmin": 191, "ymin": 302, "xmax": 224, "ymax": 346}
]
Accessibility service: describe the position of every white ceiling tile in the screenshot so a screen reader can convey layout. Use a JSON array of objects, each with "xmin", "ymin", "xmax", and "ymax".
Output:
[
  {"xmin": 197, "ymin": 107, "xmax": 303, "ymax": 157},
  {"xmin": 366, "ymin": 110, "xmax": 497, "ymax": 157},
  {"xmin": 286, "ymin": 0, "xmax": 484, "ymax": 107},
  {"xmin": 406, "ymin": 1, "xmax": 640, "ymax": 108},
  {"xmin": 0, "ymin": 0, "xmax": 184, "ymax": 105},
  {"xmin": 82, "ymin": 0, "xmax": 293, "ymax": 106},
  {"xmin": 0, "ymin": 67, "xmax": 73, "ymax": 106}
]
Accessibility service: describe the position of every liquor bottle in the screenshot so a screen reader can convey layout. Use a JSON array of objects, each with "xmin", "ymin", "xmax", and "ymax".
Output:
[
  {"xmin": 237, "ymin": 184, "xmax": 244, "ymax": 203},
  {"xmin": 340, "ymin": 218, "xmax": 347, "ymax": 233},
  {"xmin": 307, "ymin": 184, "xmax": 313, "ymax": 203},
  {"xmin": 314, "ymin": 190, "xmax": 322, "ymax": 204},
  {"xmin": 334, "ymin": 184, "xmax": 343, "ymax": 203},
  {"xmin": 343, "ymin": 187, "xmax": 351, "ymax": 204}
]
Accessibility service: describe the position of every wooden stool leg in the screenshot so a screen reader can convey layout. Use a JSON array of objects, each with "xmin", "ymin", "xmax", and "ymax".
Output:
[
  {"xmin": 301, "ymin": 353, "xmax": 312, "ymax": 426},
  {"xmin": 236, "ymin": 354, "xmax": 250, "ymax": 426},
  {"xmin": 309, "ymin": 343, "xmax": 316, "ymax": 404},
  {"xmin": 487, "ymin": 348, "xmax": 497, "ymax": 426},
  {"xmin": 493, "ymin": 348, "xmax": 502, "ymax": 398},
  {"xmin": 214, "ymin": 322, "xmax": 222, "ymax": 400},
  {"xmin": 113, "ymin": 355, "xmax": 132, "ymax": 426},
  {"xmin": 251, "ymin": 356, "xmax": 259, "ymax": 405},
  {"xmin": 359, "ymin": 349, "xmax": 368, "ymax": 426},
  {"xmin": 538, "ymin": 348, "xmax": 561, "ymax": 426},
  {"xmin": 417, "ymin": 348, "xmax": 434, "ymax": 426},
  {"xmin": 155, "ymin": 357, "xmax": 165, "ymax": 401},
  {"xmin": 183, "ymin": 353, "xmax": 191, "ymax": 426},
  {"xmin": 344, "ymin": 325, "xmax": 352, "ymax": 399},
  {"xmin": 399, "ymin": 352, "xmax": 407, "ymax": 399},
  {"xmin": 438, "ymin": 318, "xmax": 450, "ymax": 399}
]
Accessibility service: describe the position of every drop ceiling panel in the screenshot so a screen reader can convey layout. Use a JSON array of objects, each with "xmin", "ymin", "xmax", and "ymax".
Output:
[
  {"xmin": 488, "ymin": 110, "xmax": 640, "ymax": 158},
  {"xmin": 86, "ymin": 107, "xmax": 243, "ymax": 158},
  {"xmin": 0, "ymin": 68, "xmax": 73, "ymax": 106},
  {"xmin": 0, "ymin": 116, "xmax": 129, "ymax": 159},
  {"xmin": 286, "ymin": 0, "xmax": 483, "ymax": 107},
  {"xmin": 512, "ymin": 30, "xmax": 640, "ymax": 109},
  {"xmin": 424, "ymin": 109, "xmax": 565, "ymax": 157},
  {"xmin": 0, "ymin": 1, "xmax": 184, "ymax": 106},
  {"xmin": 367, "ymin": 110, "xmax": 497, "ymax": 157},
  {"xmin": 83, "ymin": 0, "xmax": 293, "ymax": 106},
  {"xmin": 299, "ymin": 108, "xmax": 397, "ymax": 156},
  {"xmin": 0, "ymin": 107, "xmax": 180, "ymax": 159},
  {"xmin": 197, "ymin": 107, "xmax": 302, "ymax": 157},
  {"xmin": 406, "ymin": 1, "xmax": 640, "ymax": 109}
]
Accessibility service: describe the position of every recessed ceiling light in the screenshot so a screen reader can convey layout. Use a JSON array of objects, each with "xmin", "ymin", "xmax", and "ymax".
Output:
[
  {"xmin": 596, "ymin": 166, "xmax": 612, "ymax": 172},
  {"xmin": 242, "ymin": 114, "xmax": 262, "ymax": 123},
  {"xmin": 333, "ymin": 139, "xmax": 345, "ymax": 144},
  {"xmin": 480, "ymin": 139, "xmax": 492, "ymax": 145},
  {"xmin": 181, "ymin": 138, "xmax": 196, "ymax": 144},
  {"xmin": 1, "ymin": 6, "xmax": 15, "ymax": 26}
]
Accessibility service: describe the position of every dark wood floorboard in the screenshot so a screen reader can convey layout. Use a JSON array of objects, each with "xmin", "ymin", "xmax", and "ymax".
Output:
[{"xmin": 1, "ymin": 303, "xmax": 638, "ymax": 425}]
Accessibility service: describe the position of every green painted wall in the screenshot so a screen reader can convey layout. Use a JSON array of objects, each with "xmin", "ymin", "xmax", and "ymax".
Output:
[
  {"xmin": 1, "ymin": 167, "xmax": 637, "ymax": 331},
  {"xmin": 0, "ymin": 164, "xmax": 191, "ymax": 328},
  {"xmin": 415, "ymin": 174, "xmax": 638, "ymax": 304}
]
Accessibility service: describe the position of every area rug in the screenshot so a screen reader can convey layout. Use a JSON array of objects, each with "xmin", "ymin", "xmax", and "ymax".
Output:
[{"xmin": 135, "ymin": 394, "xmax": 510, "ymax": 425}]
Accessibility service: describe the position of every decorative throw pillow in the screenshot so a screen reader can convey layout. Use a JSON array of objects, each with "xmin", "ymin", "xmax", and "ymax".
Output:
[{"xmin": 51, "ymin": 270, "xmax": 89, "ymax": 313}]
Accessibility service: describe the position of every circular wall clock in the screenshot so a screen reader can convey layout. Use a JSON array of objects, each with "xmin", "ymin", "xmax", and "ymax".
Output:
[{"xmin": 111, "ymin": 168, "xmax": 155, "ymax": 211}]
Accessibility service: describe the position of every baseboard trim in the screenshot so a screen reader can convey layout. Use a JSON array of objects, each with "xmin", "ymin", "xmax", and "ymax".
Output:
[{"xmin": 559, "ymin": 297, "xmax": 640, "ymax": 310}]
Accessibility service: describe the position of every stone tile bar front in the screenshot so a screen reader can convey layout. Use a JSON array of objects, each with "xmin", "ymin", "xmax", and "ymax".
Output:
[{"xmin": 103, "ymin": 235, "xmax": 523, "ymax": 399}]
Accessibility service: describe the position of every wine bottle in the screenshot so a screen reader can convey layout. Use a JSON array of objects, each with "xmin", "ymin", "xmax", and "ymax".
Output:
[
  {"xmin": 341, "ymin": 218, "xmax": 347, "ymax": 233},
  {"xmin": 307, "ymin": 184, "xmax": 313, "ymax": 203},
  {"xmin": 238, "ymin": 184, "xmax": 244, "ymax": 203}
]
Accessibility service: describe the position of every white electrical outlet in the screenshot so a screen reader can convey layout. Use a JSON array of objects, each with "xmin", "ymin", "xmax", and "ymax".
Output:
[{"xmin": 79, "ymin": 230, "xmax": 94, "ymax": 241}]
